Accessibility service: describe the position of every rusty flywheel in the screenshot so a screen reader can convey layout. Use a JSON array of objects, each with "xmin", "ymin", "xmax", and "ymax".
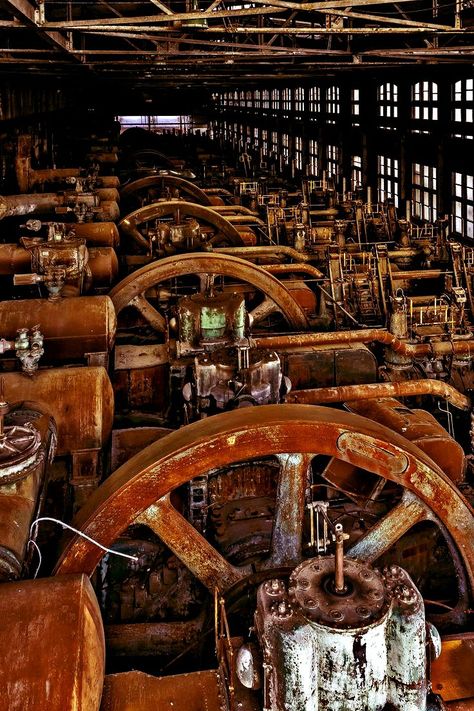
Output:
[
  {"xmin": 119, "ymin": 199, "xmax": 244, "ymax": 251},
  {"xmin": 55, "ymin": 404, "xmax": 474, "ymax": 605},
  {"xmin": 109, "ymin": 251, "xmax": 309, "ymax": 332}
]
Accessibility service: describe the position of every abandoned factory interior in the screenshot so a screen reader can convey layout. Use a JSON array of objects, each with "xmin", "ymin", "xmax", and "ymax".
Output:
[{"xmin": 0, "ymin": 0, "xmax": 474, "ymax": 709}]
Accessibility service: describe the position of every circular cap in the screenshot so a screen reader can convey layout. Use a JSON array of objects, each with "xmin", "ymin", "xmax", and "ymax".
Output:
[
  {"xmin": 0, "ymin": 423, "xmax": 42, "ymax": 484},
  {"xmin": 288, "ymin": 557, "xmax": 390, "ymax": 629}
]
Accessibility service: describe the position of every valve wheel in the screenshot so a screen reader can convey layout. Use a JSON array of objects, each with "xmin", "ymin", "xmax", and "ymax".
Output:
[
  {"xmin": 55, "ymin": 404, "xmax": 474, "ymax": 626},
  {"xmin": 109, "ymin": 251, "xmax": 309, "ymax": 332},
  {"xmin": 119, "ymin": 199, "xmax": 245, "ymax": 252}
]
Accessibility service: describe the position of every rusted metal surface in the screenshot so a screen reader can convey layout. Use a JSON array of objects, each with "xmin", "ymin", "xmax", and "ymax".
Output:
[
  {"xmin": 282, "ymin": 343, "xmax": 378, "ymax": 390},
  {"xmin": 347, "ymin": 398, "xmax": 467, "ymax": 483},
  {"xmin": 252, "ymin": 328, "xmax": 474, "ymax": 358},
  {"xmin": 119, "ymin": 199, "xmax": 244, "ymax": 250},
  {"xmin": 0, "ymin": 404, "xmax": 55, "ymax": 579},
  {"xmin": 263, "ymin": 262, "xmax": 325, "ymax": 280},
  {"xmin": 0, "ymin": 243, "xmax": 31, "ymax": 274},
  {"xmin": 255, "ymin": 561, "xmax": 429, "ymax": 710},
  {"xmin": 265, "ymin": 453, "xmax": 310, "ymax": 567},
  {"xmin": 88, "ymin": 247, "xmax": 119, "ymax": 287},
  {"xmin": 54, "ymin": 405, "xmax": 474, "ymax": 602},
  {"xmin": 2, "ymin": 367, "xmax": 114, "ymax": 456},
  {"xmin": 217, "ymin": 244, "xmax": 320, "ymax": 263},
  {"xmin": 0, "ymin": 295, "xmax": 116, "ymax": 360},
  {"xmin": 109, "ymin": 252, "xmax": 309, "ymax": 330},
  {"xmin": 287, "ymin": 379, "xmax": 471, "ymax": 411},
  {"xmin": 106, "ymin": 612, "xmax": 207, "ymax": 657},
  {"xmin": 0, "ymin": 192, "xmax": 96, "ymax": 218},
  {"xmin": 0, "ymin": 574, "xmax": 104, "ymax": 711},
  {"xmin": 101, "ymin": 670, "xmax": 226, "ymax": 711},
  {"xmin": 136, "ymin": 496, "xmax": 245, "ymax": 591},
  {"xmin": 111, "ymin": 426, "xmax": 172, "ymax": 471},
  {"xmin": 120, "ymin": 175, "xmax": 215, "ymax": 206},
  {"xmin": 74, "ymin": 222, "xmax": 120, "ymax": 247},
  {"xmin": 431, "ymin": 634, "xmax": 474, "ymax": 703}
]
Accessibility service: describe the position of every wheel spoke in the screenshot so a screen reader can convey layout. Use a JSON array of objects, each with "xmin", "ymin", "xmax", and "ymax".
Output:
[
  {"xmin": 130, "ymin": 293, "xmax": 167, "ymax": 333},
  {"xmin": 347, "ymin": 490, "xmax": 428, "ymax": 563},
  {"xmin": 249, "ymin": 297, "xmax": 279, "ymax": 326},
  {"xmin": 266, "ymin": 453, "xmax": 312, "ymax": 567},
  {"xmin": 135, "ymin": 496, "xmax": 247, "ymax": 593}
]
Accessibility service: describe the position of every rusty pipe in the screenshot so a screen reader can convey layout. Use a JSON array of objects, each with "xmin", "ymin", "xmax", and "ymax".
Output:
[
  {"xmin": 211, "ymin": 205, "xmax": 259, "ymax": 216},
  {"xmin": 262, "ymin": 263, "xmax": 325, "ymax": 280},
  {"xmin": 252, "ymin": 329, "xmax": 474, "ymax": 359},
  {"xmin": 216, "ymin": 245, "xmax": 317, "ymax": 263},
  {"xmin": 286, "ymin": 379, "xmax": 471, "ymax": 411}
]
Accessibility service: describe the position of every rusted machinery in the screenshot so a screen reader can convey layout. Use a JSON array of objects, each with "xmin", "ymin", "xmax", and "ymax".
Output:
[{"xmin": 0, "ymin": 138, "xmax": 472, "ymax": 711}]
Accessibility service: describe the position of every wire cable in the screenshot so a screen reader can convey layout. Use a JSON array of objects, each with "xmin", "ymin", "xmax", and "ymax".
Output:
[{"xmin": 28, "ymin": 516, "xmax": 139, "ymax": 578}]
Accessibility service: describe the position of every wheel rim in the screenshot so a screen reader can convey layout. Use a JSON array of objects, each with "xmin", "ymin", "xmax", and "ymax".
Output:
[
  {"xmin": 119, "ymin": 199, "xmax": 244, "ymax": 250},
  {"xmin": 55, "ymin": 403, "xmax": 474, "ymax": 603},
  {"xmin": 109, "ymin": 251, "xmax": 309, "ymax": 331},
  {"xmin": 120, "ymin": 176, "xmax": 214, "ymax": 207}
]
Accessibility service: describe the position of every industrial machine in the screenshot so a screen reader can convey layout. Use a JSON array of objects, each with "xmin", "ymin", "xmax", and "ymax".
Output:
[{"xmin": 0, "ymin": 132, "xmax": 472, "ymax": 711}]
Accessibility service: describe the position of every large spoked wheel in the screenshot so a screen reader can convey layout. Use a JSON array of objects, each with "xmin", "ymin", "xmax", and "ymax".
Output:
[
  {"xmin": 55, "ymin": 404, "xmax": 473, "ymax": 628},
  {"xmin": 120, "ymin": 175, "xmax": 215, "ymax": 212},
  {"xmin": 119, "ymin": 199, "xmax": 245, "ymax": 252},
  {"xmin": 109, "ymin": 252, "xmax": 309, "ymax": 333}
]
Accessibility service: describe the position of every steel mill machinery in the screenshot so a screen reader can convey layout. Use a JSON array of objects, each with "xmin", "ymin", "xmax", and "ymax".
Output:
[{"xmin": 0, "ymin": 136, "xmax": 472, "ymax": 711}]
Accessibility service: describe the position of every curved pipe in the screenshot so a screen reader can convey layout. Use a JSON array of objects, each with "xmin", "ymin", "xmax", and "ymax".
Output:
[
  {"xmin": 211, "ymin": 205, "xmax": 259, "ymax": 216},
  {"xmin": 216, "ymin": 245, "xmax": 316, "ymax": 263},
  {"xmin": 286, "ymin": 379, "xmax": 471, "ymax": 411},
  {"xmin": 119, "ymin": 200, "xmax": 244, "ymax": 250},
  {"xmin": 263, "ymin": 263, "xmax": 325, "ymax": 280},
  {"xmin": 120, "ymin": 175, "xmax": 214, "ymax": 207},
  {"xmin": 218, "ymin": 245, "xmax": 423, "ymax": 262},
  {"xmin": 252, "ymin": 329, "xmax": 474, "ymax": 359}
]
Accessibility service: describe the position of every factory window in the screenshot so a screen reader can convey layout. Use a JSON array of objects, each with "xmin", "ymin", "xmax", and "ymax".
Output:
[
  {"xmin": 412, "ymin": 81, "xmax": 438, "ymax": 121},
  {"xmin": 326, "ymin": 85, "xmax": 340, "ymax": 123},
  {"xmin": 254, "ymin": 90, "xmax": 261, "ymax": 110},
  {"xmin": 245, "ymin": 90, "xmax": 253, "ymax": 109},
  {"xmin": 351, "ymin": 88, "xmax": 360, "ymax": 126},
  {"xmin": 309, "ymin": 139, "xmax": 318, "ymax": 175},
  {"xmin": 412, "ymin": 162, "xmax": 437, "ymax": 222},
  {"xmin": 309, "ymin": 86, "xmax": 321, "ymax": 115},
  {"xmin": 351, "ymin": 155, "xmax": 362, "ymax": 192},
  {"xmin": 239, "ymin": 90, "xmax": 245, "ymax": 107},
  {"xmin": 261, "ymin": 129, "xmax": 268, "ymax": 158},
  {"xmin": 271, "ymin": 130, "xmax": 279, "ymax": 157},
  {"xmin": 253, "ymin": 127, "xmax": 259, "ymax": 148},
  {"xmin": 453, "ymin": 172, "xmax": 474, "ymax": 239},
  {"xmin": 327, "ymin": 144, "xmax": 339, "ymax": 181},
  {"xmin": 378, "ymin": 83, "xmax": 398, "ymax": 119},
  {"xmin": 222, "ymin": 92, "xmax": 228, "ymax": 107},
  {"xmin": 116, "ymin": 115, "xmax": 192, "ymax": 132},
  {"xmin": 271, "ymin": 88, "xmax": 280, "ymax": 113},
  {"xmin": 378, "ymin": 155, "xmax": 399, "ymax": 207},
  {"xmin": 295, "ymin": 87, "xmax": 305, "ymax": 113},
  {"xmin": 232, "ymin": 90, "xmax": 239, "ymax": 107},
  {"xmin": 262, "ymin": 89, "xmax": 270, "ymax": 110},
  {"xmin": 453, "ymin": 79, "xmax": 474, "ymax": 139},
  {"xmin": 282, "ymin": 133, "xmax": 290, "ymax": 164},
  {"xmin": 246, "ymin": 125, "xmax": 252, "ymax": 148},
  {"xmin": 282, "ymin": 87, "xmax": 292, "ymax": 117},
  {"xmin": 295, "ymin": 136, "xmax": 303, "ymax": 171}
]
